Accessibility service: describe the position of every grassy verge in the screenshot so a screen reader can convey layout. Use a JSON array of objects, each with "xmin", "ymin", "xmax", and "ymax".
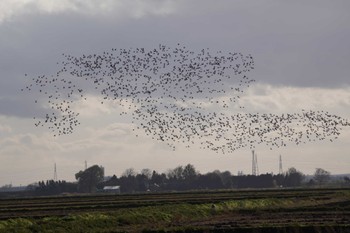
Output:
[{"xmin": 0, "ymin": 203, "xmax": 213, "ymax": 233}]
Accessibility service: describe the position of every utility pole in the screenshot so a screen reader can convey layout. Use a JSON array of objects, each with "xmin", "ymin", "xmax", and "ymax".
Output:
[
  {"xmin": 252, "ymin": 150, "xmax": 259, "ymax": 176},
  {"xmin": 85, "ymin": 160, "xmax": 87, "ymax": 170}
]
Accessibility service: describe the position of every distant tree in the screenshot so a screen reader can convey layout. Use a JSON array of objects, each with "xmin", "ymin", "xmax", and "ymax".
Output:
[
  {"xmin": 151, "ymin": 170, "xmax": 166, "ymax": 185},
  {"xmin": 135, "ymin": 173, "xmax": 149, "ymax": 191},
  {"xmin": 119, "ymin": 174, "xmax": 138, "ymax": 193},
  {"xmin": 165, "ymin": 165, "xmax": 198, "ymax": 190},
  {"xmin": 273, "ymin": 174, "xmax": 284, "ymax": 187},
  {"xmin": 173, "ymin": 166, "xmax": 184, "ymax": 180},
  {"xmin": 183, "ymin": 164, "xmax": 197, "ymax": 180},
  {"xmin": 258, "ymin": 173, "xmax": 274, "ymax": 188},
  {"xmin": 141, "ymin": 168, "xmax": 152, "ymax": 179},
  {"xmin": 122, "ymin": 168, "xmax": 136, "ymax": 177},
  {"xmin": 284, "ymin": 167, "xmax": 305, "ymax": 187},
  {"xmin": 120, "ymin": 168, "xmax": 145, "ymax": 193},
  {"xmin": 314, "ymin": 168, "xmax": 331, "ymax": 185},
  {"xmin": 181, "ymin": 164, "xmax": 197, "ymax": 189},
  {"xmin": 33, "ymin": 180, "xmax": 77, "ymax": 195},
  {"xmin": 75, "ymin": 165, "xmax": 104, "ymax": 193},
  {"xmin": 219, "ymin": 171, "xmax": 233, "ymax": 188},
  {"xmin": 197, "ymin": 172, "xmax": 223, "ymax": 189},
  {"xmin": 166, "ymin": 169, "xmax": 175, "ymax": 179}
]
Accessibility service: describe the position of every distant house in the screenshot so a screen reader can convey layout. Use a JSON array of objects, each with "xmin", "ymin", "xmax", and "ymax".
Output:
[{"xmin": 103, "ymin": 186, "xmax": 121, "ymax": 194}]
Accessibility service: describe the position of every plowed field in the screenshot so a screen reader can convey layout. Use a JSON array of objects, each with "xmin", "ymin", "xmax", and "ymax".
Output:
[{"xmin": 0, "ymin": 188, "xmax": 349, "ymax": 232}]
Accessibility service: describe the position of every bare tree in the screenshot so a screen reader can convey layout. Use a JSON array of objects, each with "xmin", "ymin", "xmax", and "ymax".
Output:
[
  {"xmin": 314, "ymin": 168, "xmax": 331, "ymax": 185},
  {"xmin": 169, "ymin": 166, "xmax": 184, "ymax": 180},
  {"xmin": 183, "ymin": 164, "xmax": 197, "ymax": 180},
  {"xmin": 141, "ymin": 168, "xmax": 152, "ymax": 179},
  {"xmin": 122, "ymin": 168, "xmax": 136, "ymax": 177},
  {"xmin": 284, "ymin": 167, "xmax": 305, "ymax": 187}
]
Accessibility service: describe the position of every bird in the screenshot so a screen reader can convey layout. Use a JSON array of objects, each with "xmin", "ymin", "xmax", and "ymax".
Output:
[{"xmin": 22, "ymin": 44, "xmax": 350, "ymax": 153}]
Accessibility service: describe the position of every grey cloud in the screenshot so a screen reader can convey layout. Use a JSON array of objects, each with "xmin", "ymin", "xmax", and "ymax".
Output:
[
  {"xmin": 1, "ymin": 0, "xmax": 350, "ymax": 120},
  {"xmin": 0, "ymin": 96, "xmax": 49, "ymax": 118},
  {"xmin": 0, "ymin": 0, "xmax": 178, "ymax": 23}
]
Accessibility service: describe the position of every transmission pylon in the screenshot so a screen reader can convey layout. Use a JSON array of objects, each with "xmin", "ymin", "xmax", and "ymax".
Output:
[
  {"xmin": 54, "ymin": 163, "xmax": 57, "ymax": 181},
  {"xmin": 279, "ymin": 155, "xmax": 283, "ymax": 174},
  {"xmin": 252, "ymin": 150, "xmax": 259, "ymax": 176}
]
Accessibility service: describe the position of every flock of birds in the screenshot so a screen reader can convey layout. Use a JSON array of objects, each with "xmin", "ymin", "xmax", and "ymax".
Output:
[{"xmin": 22, "ymin": 44, "xmax": 350, "ymax": 153}]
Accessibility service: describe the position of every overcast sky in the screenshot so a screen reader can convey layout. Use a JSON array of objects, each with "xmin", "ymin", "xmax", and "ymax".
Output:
[{"xmin": 1, "ymin": 0, "xmax": 350, "ymax": 186}]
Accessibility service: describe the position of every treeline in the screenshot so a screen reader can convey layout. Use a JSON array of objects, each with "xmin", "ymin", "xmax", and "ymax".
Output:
[
  {"xmin": 21, "ymin": 164, "xmax": 349, "ymax": 196},
  {"xmin": 97, "ymin": 165, "xmax": 306, "ymax": 193},
  {"xmin": 27, "ymin": 180, "xmax": 78, "ymax": 195},
  {"xmin": 23, "ymin": 164, "xmax": 311, "ymax": 195}
]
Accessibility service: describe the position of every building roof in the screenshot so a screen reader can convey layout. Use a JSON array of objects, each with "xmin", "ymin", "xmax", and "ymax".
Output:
[{"xmin": 103, "ymin": 186, "xmax": 120, "ymax": 190}]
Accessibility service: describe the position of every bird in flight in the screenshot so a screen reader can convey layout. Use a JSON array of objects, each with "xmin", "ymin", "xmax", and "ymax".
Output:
[{"xmin": 22, "ymin": 44, "xmax": 350, "ymax": 153}]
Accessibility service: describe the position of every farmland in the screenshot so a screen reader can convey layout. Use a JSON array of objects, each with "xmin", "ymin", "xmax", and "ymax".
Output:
[{"xmin": 0, "ymin": 188, "xmax": 349, "ymax": 232}]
